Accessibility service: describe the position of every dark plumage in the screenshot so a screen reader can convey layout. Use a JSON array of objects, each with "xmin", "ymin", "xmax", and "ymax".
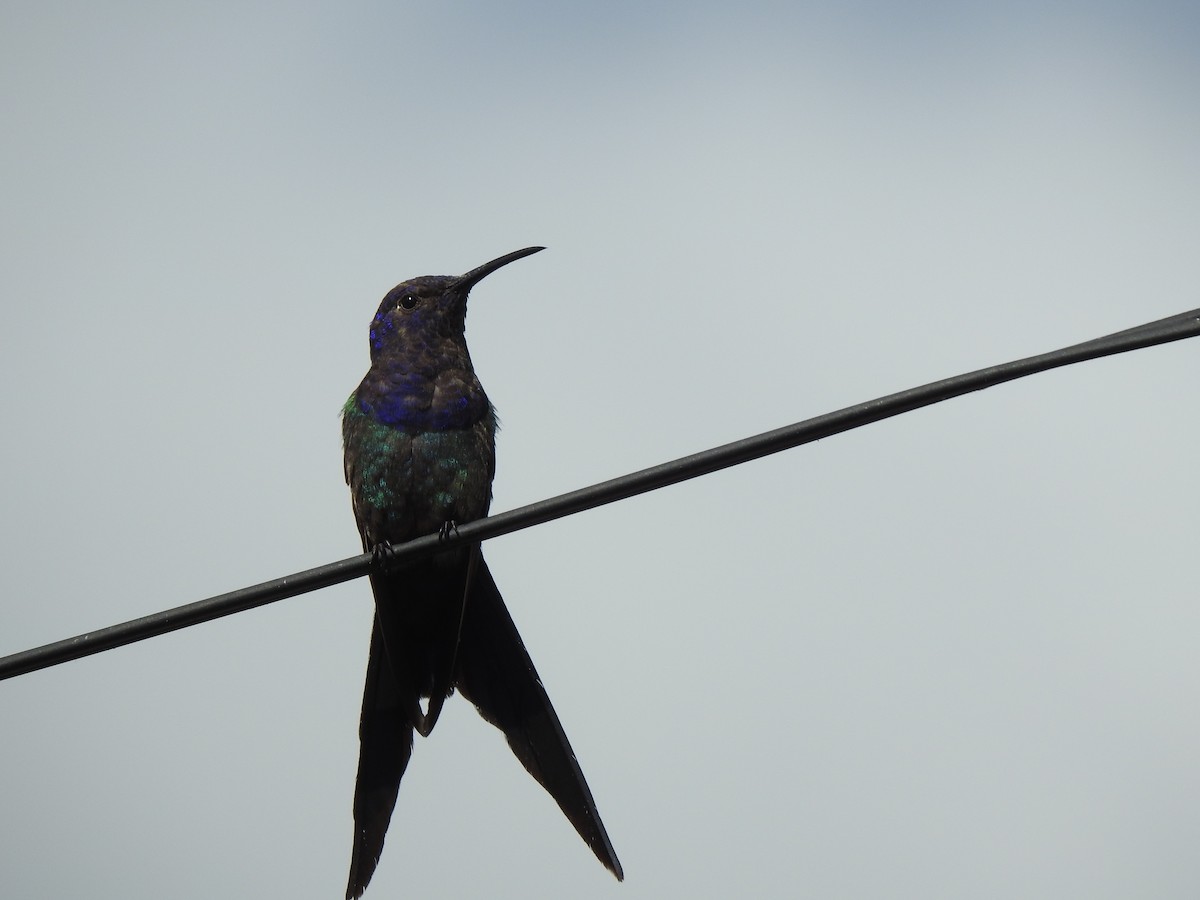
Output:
[{"xmin": 341, "ymin": 248, "xmax": 622, "ymax": 898}]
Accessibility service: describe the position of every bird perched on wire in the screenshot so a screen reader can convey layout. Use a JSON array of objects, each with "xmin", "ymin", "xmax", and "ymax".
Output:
[{"xmin": 341, "ymin": 247, "xmax": 622, "ymax": 898}]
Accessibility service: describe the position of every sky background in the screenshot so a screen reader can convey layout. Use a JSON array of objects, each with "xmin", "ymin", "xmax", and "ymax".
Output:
[{"xmin": 2, "ymin": 3, "xmax": 1199, "ymax": 898}]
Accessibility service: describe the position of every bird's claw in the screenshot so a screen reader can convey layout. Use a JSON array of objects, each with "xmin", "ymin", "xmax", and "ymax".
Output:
[
  {"xmin": 371, "ymin": 541, "xmax": 401, "ymax": 575},
  {"xmin": 437, "ymin": 520, "xmax": 460, "ymax": 541}
]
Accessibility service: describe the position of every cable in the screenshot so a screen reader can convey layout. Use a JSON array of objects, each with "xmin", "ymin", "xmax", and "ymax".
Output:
[{"xmin": 1, "ymin": 306, "xmax": 1197, "ymax": 681}]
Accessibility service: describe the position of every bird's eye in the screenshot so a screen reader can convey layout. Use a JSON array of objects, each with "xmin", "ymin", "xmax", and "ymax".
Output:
[{"xmin": 399, "ymin": 294, "xmax": 420, "ymax": 310}]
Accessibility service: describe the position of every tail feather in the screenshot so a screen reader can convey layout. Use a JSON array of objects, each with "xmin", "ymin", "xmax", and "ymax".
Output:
[
  {"xmin": 455, "ymin": 558, "xmax": 624, "ymax": 880},
  {"xmin": 345, "ymin": 620, "xmax": 414, "ymax": 900},
  {"xmin": 346, "ymin": 556, "xmax": 463, "ymax": 897},
  {"xmin": 346, "ymin": 553, "xmax": 621, "ymax": 897}
]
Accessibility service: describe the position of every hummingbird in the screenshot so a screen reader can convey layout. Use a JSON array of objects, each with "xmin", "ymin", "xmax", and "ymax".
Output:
[{"xmin": 341, "ymin": 247, "xmax": 623, "ymax": 898}]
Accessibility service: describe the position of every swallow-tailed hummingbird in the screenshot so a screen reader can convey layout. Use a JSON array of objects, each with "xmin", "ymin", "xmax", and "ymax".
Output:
[{"xmin": 341, "ymin": 247, "xmax": 622, "ymax": 897}]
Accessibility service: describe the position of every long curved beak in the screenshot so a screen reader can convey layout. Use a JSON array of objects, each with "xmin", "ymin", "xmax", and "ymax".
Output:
[{"xmin": 456, "ymin": 246, "xmax": 545, "ymax": 291}]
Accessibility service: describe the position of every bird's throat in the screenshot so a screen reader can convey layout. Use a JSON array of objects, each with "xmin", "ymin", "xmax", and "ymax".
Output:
[{"xmin": 353, "ymin": 364, "xmax": 491, "ymax": 431}]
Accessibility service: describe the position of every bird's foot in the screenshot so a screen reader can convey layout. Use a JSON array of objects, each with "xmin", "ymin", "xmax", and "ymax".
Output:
[
  {"xmin": 370, "ymin": 541, "xmax": 402, "ymax": 575},
  {"xmin": 437, "ymin": 520, "xmax": 460, "ymax": 541}
]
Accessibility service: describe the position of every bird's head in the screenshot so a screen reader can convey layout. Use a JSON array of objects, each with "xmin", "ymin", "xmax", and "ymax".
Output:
[{"xmin": 367, "ymin": 246, "xmax": 544, "ymax": 360}]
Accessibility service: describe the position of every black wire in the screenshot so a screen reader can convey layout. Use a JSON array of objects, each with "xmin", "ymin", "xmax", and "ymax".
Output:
[{"xmin": 2, "ymin": 307, "xmax": 1197, "ymax": 682}]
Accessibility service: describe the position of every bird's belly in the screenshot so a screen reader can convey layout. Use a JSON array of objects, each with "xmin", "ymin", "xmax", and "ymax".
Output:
[{"xmin": 346, "ymin": 417, "xmax": 495, "ymax": 547}]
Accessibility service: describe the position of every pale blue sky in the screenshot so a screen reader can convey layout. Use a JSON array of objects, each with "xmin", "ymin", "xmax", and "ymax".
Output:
[{"xmin": 2, "ymin": 3, "xmax": 1199, "ymax": 898}]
